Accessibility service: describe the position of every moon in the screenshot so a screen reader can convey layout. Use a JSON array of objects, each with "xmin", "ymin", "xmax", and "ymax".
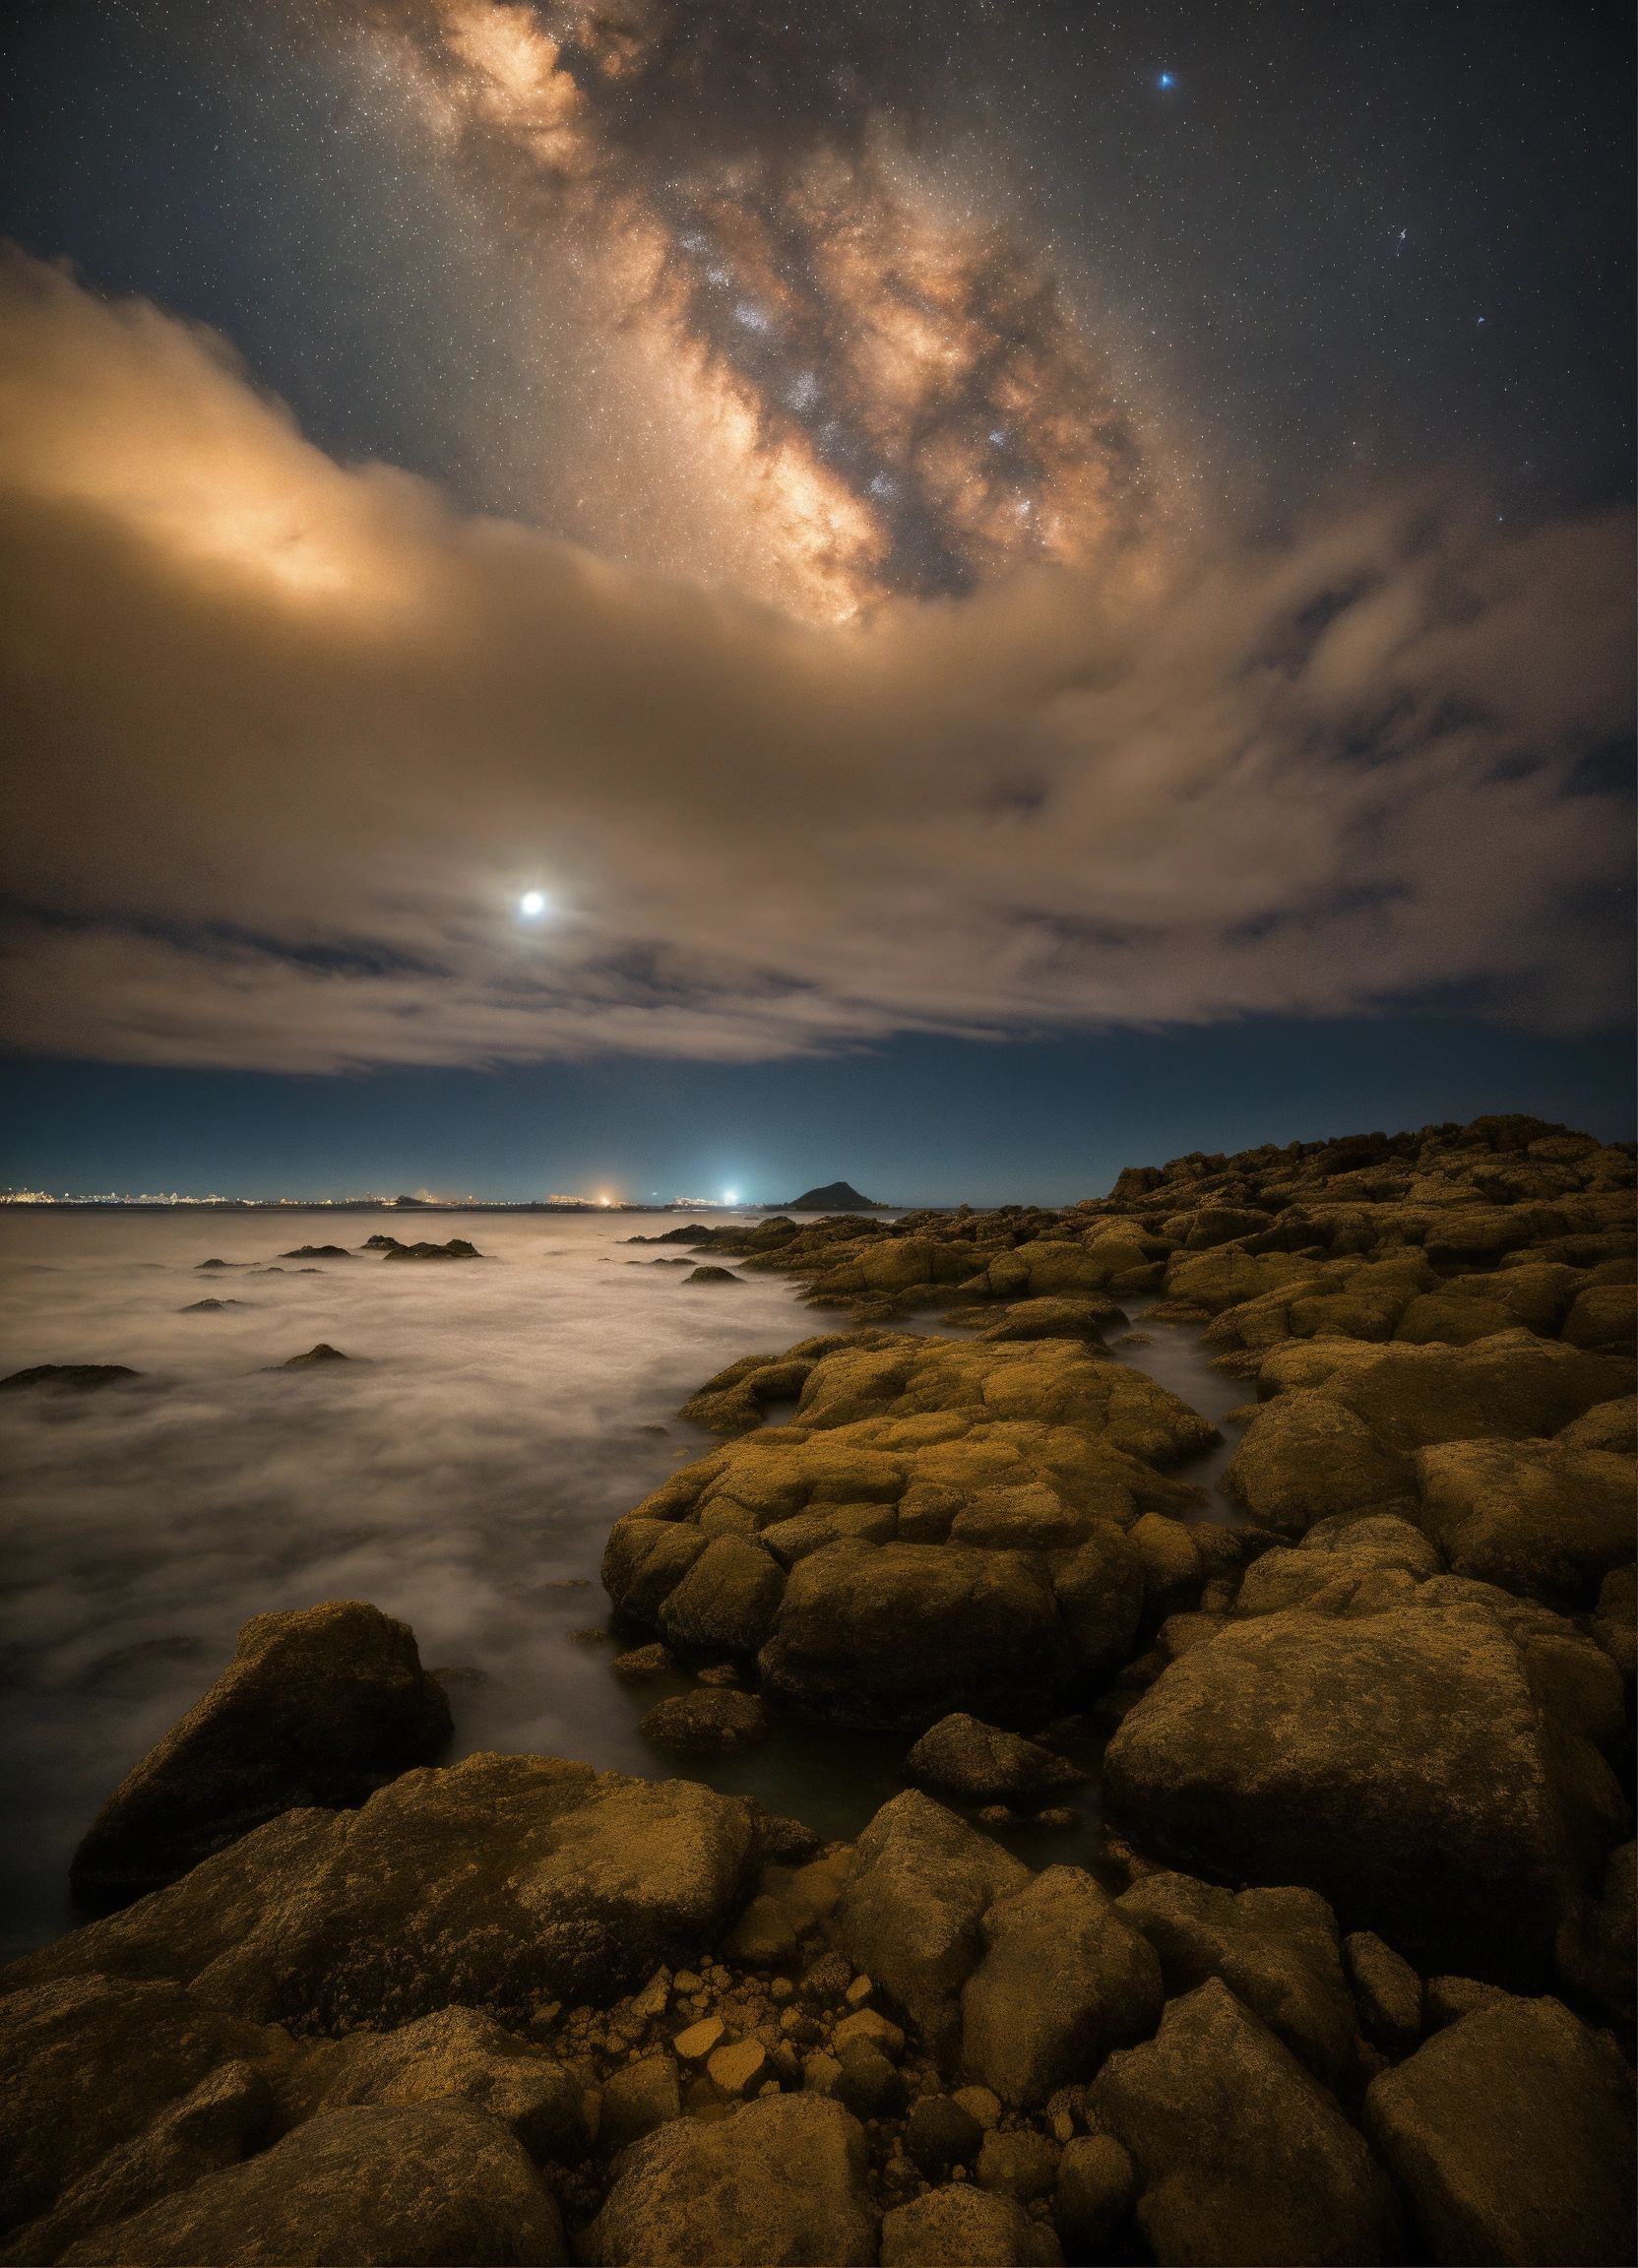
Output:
[{"xmin": 519, "ymin": 891, "xmax": 547, "ymax": 917}]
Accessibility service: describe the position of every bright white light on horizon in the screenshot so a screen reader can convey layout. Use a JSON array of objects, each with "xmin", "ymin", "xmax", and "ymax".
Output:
[
  {"xmin": 724, "ymin": 1189, "xmax": 738, "ymax": 1204},
  {"xmin": 519, "ymin": 891, "xmax": 547, "ymax": 917}
]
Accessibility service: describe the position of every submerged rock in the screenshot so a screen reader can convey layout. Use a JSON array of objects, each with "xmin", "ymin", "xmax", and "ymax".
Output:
[
  {"xmin": 639, "ymin": 1689, "xmax": 770, "ymax": 1753},
  {"xmin": 70, "ymin": 1602, "xmax": 453, "ymax": 1902},
  {"xmin": 903, "ymin": 1714, "xmax": 1087, "ymax": 1807}
]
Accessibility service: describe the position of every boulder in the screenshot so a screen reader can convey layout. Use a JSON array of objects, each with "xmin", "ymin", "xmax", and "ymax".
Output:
[
  {"xmin": 960, "ymin": 1867, "xmax": 1163, "ymax": 2108},
  {"xmin": 4, "ymin": 1757, "xmax": 756, "ymax": 2031},
  {"xmin": 758, "ymin": 1544, "xmax": 1072, "ymax": 1732},
  {"xmin": 975, "ymin": 2130, "xmax": 1060, "ymax": 2205},
  {"xmin": 903, "ymin": 2094, "xmax": 984, "ymax": 2178},
  {"xmin": 833, "ymin": 1793, "xmax": 1030, "ymax": 2066},
  {"xmin": 1558, "ymin": 1396, "xmax": 1638, "ymax": 1455},
  {"xmin": 52, "ymin": 2101, "xmax": 566, "ymax": 2266},
  {"xmin": 603, "ymin": 1524, "xmax": 711, "ymax": 1630},
  {"xmin": 657, "ymin": 1538, "xmax": 786, "ymax": 1660},
  {"xmin": 1326, "ymin": 1331, "xmax": 1633, "ymax": 1455},
  {"xmin": 1126, "ymin": 1512, "xmax": 1205, "ymax": 1615},
  {"xmin": 590, "ymin": 2092, "xmax": 877, "ymax": 2266},
  {"xmin": 1048, "ymin": 1528, "xmax": 1146, "ymax": 1677},
  {"xmin": 1102, "ymin": 1604, "xmax": 1591, "ymax": 1971},
  {"xmin": 1364, "ymin": 1995, "xmax": 1635, "ymax": 2266},
  {"xmin": 1561, "ymin": 1283, "xmax": 1637, "ymax": 1352},
  {"xmin": 1235, "ymin": 1513, "xmax": 1440, "ymax": 1619},
  {"xmin": 902, "ymin": 1716, "xmax": 1087, "ymax": 1807},
  {"xmin": 0, "ymin": 1974, "xmax": 291, "ymax": 2244},
  {"xmin": 598, "ymin": 2055, "xmax": 681, "ymax": 2155},
  {"xmin": 8, "ymin": 2057, "xmax": 277, "ymax": 2266},
  {"xmin": 976, "ymin": 1297, "xmax": 1122, "ymax": 1344},
  {"xmin": 1054, "ymin": 2134, "xmax": 1136, "ymax": 2253},
  {"xmin": 1088, "ymin": 1979, "xmax": 1405, "ymax": 2266},
  {"xmin": 832, "ymin": 2046, "xmax": 906, "ymax": 2120},
  {"xmin": 70, "ymin": 1604, "xmax": 453, "ymax": 1903},
  {"xmin": 1342, "ymin": 1932, "xmax": 1423, "ymax": 2060},
  {"xmin": 879, "ymin": 2182, "xmax": 1062, "ymax": 2267},
  {"xmin": 638, "ymin": 1691, "xmax": 770, "ymax": 1753},
  {"xmin": 1115, "ymin": 1875, "xmax": 1364, "ymax": 2100},
  {"xmin": 1413, "ymin": 1438, "xmax": 1636, "ymax": 1609},
  {"xmin": 1221, "ymin": 1397, "xmax": 1415, "ymax": 1533},
  {"xmin": 283, "ymin": 2004, "xmax": 585, "ymax": 2161}
]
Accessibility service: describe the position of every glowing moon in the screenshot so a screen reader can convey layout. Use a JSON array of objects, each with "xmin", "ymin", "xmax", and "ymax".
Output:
[{"xmin": 519, "ymin": 890, "xmax": 547, "ymax": 917}]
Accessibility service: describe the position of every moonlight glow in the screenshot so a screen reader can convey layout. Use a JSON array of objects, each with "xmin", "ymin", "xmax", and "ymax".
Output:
[{"xmin": 518, "ymin": 891, "xmax": 547, "ymax": 918}]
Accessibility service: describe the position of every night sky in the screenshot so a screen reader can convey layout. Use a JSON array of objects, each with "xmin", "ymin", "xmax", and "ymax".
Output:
[{"xmin": 2, "ymin": 0, "xmax": 1632, "ymax": 1201}]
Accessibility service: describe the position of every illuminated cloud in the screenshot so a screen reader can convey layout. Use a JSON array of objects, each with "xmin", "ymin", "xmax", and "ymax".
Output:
[{"xmin": 0, "ymin": 247, "xmax": 1631, "ymax": 1072}]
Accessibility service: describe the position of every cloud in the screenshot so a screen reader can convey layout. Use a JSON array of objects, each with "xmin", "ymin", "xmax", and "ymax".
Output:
[{"xmin": 0, "ymin": 247, "xmax": 1631, "ymax": 1073}]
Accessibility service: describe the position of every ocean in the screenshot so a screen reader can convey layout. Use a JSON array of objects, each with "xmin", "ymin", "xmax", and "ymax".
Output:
[{"xmin": 0, "ymin": 1206, "xmax": 1243, "ymax": 1958}]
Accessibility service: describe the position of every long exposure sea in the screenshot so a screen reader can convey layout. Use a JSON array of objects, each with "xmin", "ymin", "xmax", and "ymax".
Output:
[{"xmin": 0, "ymin": 1207, "xmax": 1245, "ymax": 1960}]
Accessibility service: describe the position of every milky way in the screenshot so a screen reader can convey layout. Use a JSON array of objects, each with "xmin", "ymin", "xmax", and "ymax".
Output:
[{"xmin": 348, "ymin": 0, "xmax": 1152, "ymax": 619}]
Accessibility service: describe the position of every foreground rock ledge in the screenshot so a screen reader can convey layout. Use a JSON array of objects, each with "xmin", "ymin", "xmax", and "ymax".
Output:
[{"xmin": 4, "ymin": 1771, "xmax": 1633, "ymax": 2267}]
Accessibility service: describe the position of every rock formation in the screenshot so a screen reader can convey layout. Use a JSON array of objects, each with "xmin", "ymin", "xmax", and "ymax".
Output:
[{"xmin": 4, "ymin": 1110, "xmax": 1633, "ymax": 2263}]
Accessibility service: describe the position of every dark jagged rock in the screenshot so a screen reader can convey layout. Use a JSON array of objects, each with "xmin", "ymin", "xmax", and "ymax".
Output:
[
  {"xmin": 682, "ymin": 1264, "xmax": 741, "ymax": 1284},
  {"xmin": 0, "ymin": 1364, "xmax": 140, "ymax": 1393},
  {"xmin": 379, "ymin": 1237, "xmax": 482, "ymax": 1261},
  {"xmin": 277, "ymin": 1245, "xmax": 352, "ymax": 1260},
  {"xmin": 180, "ymin": 1298, "xmax": 247, "ymax": 1312},
  {"xmin": 70, "ymin": 1602, "xmax": 453, "ymax": 1902}
]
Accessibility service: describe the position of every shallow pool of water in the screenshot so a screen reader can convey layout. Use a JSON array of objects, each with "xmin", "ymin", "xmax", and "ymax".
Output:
[{"xmin": 1, "ymin": 1214, "xmax": 1227, "ymax": 1956}]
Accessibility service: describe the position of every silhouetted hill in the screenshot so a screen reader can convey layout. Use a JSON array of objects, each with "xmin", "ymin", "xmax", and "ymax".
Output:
[{"xmin": 783, "ymin": 1179, "xmax": 888, "ymax": 1211}]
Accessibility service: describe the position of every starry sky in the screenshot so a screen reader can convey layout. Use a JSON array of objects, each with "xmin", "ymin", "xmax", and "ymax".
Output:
[{"xmin": 1, "ymin": 0, "xmax": 1633, "ymax": 1201}]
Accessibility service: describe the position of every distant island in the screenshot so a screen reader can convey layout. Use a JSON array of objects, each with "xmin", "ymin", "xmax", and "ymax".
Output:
[{"xmin": 782, "ymin": 1179, "xmax": 890, "ymax": 1211}]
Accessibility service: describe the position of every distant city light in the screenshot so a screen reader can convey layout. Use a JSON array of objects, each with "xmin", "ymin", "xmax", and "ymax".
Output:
[
  {"xmin": 519, "ymin": 890, "xmax": 547, "ymax": 917},
  {"xmin": 724, "ymin": 1190, "xmax": 738, "ymax": 1204}
]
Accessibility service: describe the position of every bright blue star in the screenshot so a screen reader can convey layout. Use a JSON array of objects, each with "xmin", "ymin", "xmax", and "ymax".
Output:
[{"xmin": 1158, "ymin": 72, "xmax": 1174, "ymax": 89}]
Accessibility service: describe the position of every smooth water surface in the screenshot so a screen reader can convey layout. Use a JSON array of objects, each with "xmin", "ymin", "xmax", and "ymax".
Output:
[{"xmin": 0, "ymin": 1211, "xmax": 1229, "ymax": 1956}]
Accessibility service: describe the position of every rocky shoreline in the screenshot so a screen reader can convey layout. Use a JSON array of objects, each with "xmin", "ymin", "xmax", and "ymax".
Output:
[{"xmin": 3, "ymin": 1112, "xmax": 1633, "ymax": 2265}]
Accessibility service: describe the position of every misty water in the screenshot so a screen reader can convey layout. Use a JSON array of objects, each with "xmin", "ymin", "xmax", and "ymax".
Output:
[{"xmin": 0, "ymin": 1210, "xmax": 1243, "ymax": 1960}]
